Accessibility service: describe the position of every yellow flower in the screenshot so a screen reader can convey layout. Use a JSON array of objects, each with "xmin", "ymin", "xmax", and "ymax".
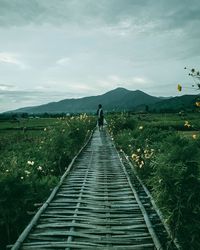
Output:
[
  {"xmin": 192, "ymin": 134, "xmax": 197, "ymax": 139},
  {"xmin": 132, "ymin": 153, "xmax": 138, "ymax": 161},
  {"xmin": 184, "ymin": 121, "xmax": 191, "ymax": 128},
  {"xmin": 177, "ymin": 84, "xmax": 182, "ymax": 92},
  {"xmin": 139, "ymin": 162, "xmax": 144, "ymax": 168},
  {"xmin": 195, "ymin": 101, "xmax": 200, "ymax": 107}
]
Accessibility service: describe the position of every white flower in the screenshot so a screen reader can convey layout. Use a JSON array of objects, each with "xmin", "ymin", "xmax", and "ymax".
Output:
[
  {"xmin": 139, "ymin": 126, "xmax": 143, "ymax": 130},
  {"xmin": 21, "ymin": 176, "xmax": 24, "ymax": 180},
  {"xmin": 137, "ymin": 148, "xmax": 141, "ymax": 152},
  {"xmin": 27, "ymin": 160, "xmax": 34, "ymax": 166},
  {"xmin": 37, "ymin": 166, "xmax": 42, "ymax": 171},
  {"xmin": 44, "ymin": 128, "xmax": 47, "ymax": 131},
  {"xmin": 6, "ymin": 169, "xmax": 9, "ymax": 172},
  {"xmin": 25, "ymin": 170, "xmax": 31, "ymax": 175}
]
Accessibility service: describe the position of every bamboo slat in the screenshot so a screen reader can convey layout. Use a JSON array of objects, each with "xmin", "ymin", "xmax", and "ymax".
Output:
[{"xmin": 10, "ymin": 128, "xmax": 178, "ymax": 250}]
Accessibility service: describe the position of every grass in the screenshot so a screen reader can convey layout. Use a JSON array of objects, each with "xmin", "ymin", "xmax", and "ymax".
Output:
[
  {"xmin": 0, "ymin": 115, "xmax": 95, "ymax": 249},
  {"xmin": 107, "ymin": 112, "xmax": 200, "ymax": 250},
  {"xmin": 0, "ymin": 117, "xmax": 61, "ymax": 130},
  {"xmin": 178, "ymin": 131, "xmax": 200, "ymax": 139}
]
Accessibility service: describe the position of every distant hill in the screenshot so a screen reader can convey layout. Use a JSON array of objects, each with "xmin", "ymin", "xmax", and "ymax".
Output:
[
  {"xmin": 149, "ymin": 94, "xmax": 199, "ymax": 112},
  {"xmin": 9, "ymin": 87, "xmax": 199, "ymax": 114},
  {"xmin": 11, "ymin": 88, "xmax": 161, "ymax": 114}
]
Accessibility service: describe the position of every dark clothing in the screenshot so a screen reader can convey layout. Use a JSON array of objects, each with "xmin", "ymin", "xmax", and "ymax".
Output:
[{"xmin": 97, "ymin": 108, "xmax": 104, "ymax": 127}]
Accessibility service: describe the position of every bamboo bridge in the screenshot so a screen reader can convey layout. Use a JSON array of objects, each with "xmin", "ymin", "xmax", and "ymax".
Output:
[{"xmin": 11, "ymin": 129, "xmax": 179, "ymax": 250}]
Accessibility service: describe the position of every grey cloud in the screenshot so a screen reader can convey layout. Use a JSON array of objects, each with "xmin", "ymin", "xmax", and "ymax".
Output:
[
  {"xmin": 0, "ymin": 0, "xmax": 199, "ymax": 30},
  {"xmin": 0, "ymin": 0, "xmax": 44, "ymax": 26},
  {"xmin": 0, "ymin": 0, "xmax": 199, "ymax": 54},
  {"xmin": 0, "ymin": 90, "xmax": 81, "ymax": 112},
  {"xmin": 0, "ymin": 0, "xmax": 148, "ymax": 27},
  {"xmin": 0, "ymin": 90, "xmax": 78, "ymax": 99},
  {"xmin": 0, "ymin": 83, "xmax": 15, "ymax": 89}
]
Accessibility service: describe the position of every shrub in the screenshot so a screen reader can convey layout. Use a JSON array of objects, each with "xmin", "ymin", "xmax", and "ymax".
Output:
[
  {"xmin": 150, "ymin": 136, "xmax": 200, "ymax": 249},
  {"xmin": 109, "ymin": 114, "xmax": 200, "ymax": 249},
  {"xmin": 0, "ymin": 116, "xmax": 95, "ymax": 249}
]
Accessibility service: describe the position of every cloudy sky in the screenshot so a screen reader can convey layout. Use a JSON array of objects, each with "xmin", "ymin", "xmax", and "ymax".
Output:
[{"xmin": 0, "ymin": 0, "xmax": 200, "ymax": 112}]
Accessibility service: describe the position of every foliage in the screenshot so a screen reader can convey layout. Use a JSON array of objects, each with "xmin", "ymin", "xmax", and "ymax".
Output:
[
  {"xmin": 186, "ymin": 67, "xmax": 200, "ymax": 90},
  {"xmin": 108, "ymin": 113, "xmax": 200, "ymax": 249},
  {"xmin": 108, "ymin": 113, "xmax": 137, "ymax": 135},
  {"xmin": 150, "ymin": 136, "xmax": 200, "ymax": 249},
  {"xmin": 0, "ymin": 115, "xmax": 95, "ymax": 249}
]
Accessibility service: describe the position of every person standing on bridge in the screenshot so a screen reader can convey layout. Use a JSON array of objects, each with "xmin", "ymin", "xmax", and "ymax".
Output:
[{"xmin": 97, "ymin": 104, "xmax": 104, "ymax": 131}]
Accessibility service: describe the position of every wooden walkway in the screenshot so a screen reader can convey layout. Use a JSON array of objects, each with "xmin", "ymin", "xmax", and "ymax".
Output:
[{"xmin": 11, "ymin": 129, "xmax": 178, "ymax": 250}]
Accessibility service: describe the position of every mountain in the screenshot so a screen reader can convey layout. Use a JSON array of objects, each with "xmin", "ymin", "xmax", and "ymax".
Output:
[
  {"xmin": 11, "ymin": 88, "xmax": 161, "ymax": 114},
  {"xmin": 149, "ymin": 94, "xmax": 199, "ymax": 112},
  {"xmin": 9, "ymin": 87, "xmax": 199, "ymax": 114}
]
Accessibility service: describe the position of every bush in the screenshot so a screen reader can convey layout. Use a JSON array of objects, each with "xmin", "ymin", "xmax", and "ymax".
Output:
[
  {"xmin": 108, "ymin": 114, "xmax": 137, "ymax": 135},
  {"xmin": 0, "ymin": 115, "xmax": 95, "ymax": 249},
  {"xmin": 108, "ymin": 114, "xmax": 200, "ymax": 249},
  {"xmin": 150, "ymin": 136, "xmax": 200, "ymax": 250},
  {"xmin": 0, "ymin": 173, "xmax": 31, "ymax": 247}
]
